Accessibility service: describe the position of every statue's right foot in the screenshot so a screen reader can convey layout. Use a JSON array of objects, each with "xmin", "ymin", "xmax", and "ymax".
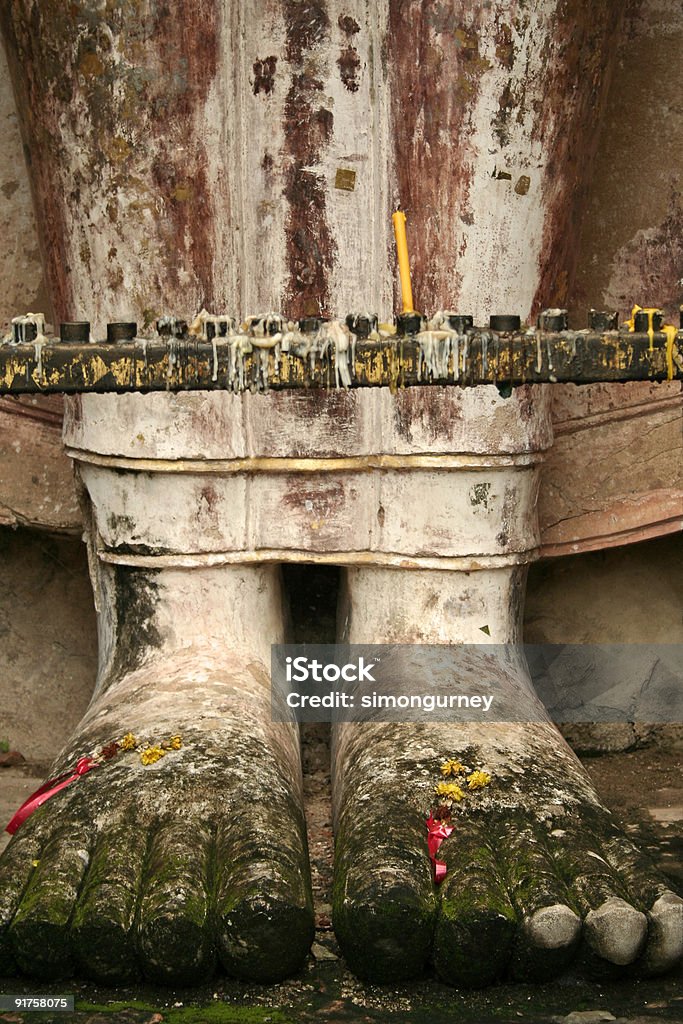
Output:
[{"xmin": 0, "ymin": 563, "xmax": 314, "ymax": 985}]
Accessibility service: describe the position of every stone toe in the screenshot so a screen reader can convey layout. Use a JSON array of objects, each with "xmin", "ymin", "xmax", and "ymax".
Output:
[
  {"xmin": 584, "ymin": 896, "xmax": 648, "ymax": 965},
  {"xmin": 643, "ymin": 892, "xmax": 683, "ymax": 975},
  {"xmin": 10, "ymin": 825, "xmax": 91, "ymax": 979},
  {"xmin": 433, "ymin": 821, "xmax": 517, "ymax": 987},
  {"xmin": 137, "ymin": 819, "xmax": 215, "ymax": 984}
]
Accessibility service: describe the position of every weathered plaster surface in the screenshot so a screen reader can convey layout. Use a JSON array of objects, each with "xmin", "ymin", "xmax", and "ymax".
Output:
[
  {"xmin": 0, "ymin": 529, "xmax": 96, "ymax": 761},
  {"xmin": 387, "ymin": 0, "xmax": 622, "ymax": 321},
  {"xmin": 0, "ymin": 38, "xmax": 51, "ymax": 329},
  {"xmin": 0, "ymin": 0, "xmax": 621, "ymax": 334},
  {"xmin": 0, "ymin": 0, "xmax": 679, "ymax": 555},
  {"xmin": 0, "ymin": 38, "xmax": 73, "ymax": 531},
  {"xmin": 539, "ymin": 381, "xmax": 683, "ymax": 555},
  {"xmin": 65, "ymin": 386, "xmax": 552, "ymax": 568},
  {"xmin": 0, "ymin": 0, "xmax": 676, "ymax": 329},
  {"xmin": 569, "ymin": 2, "xmax": 683, "ymax": 321}
]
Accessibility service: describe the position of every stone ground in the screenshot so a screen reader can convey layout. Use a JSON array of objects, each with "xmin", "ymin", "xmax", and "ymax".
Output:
[{"xmin": 1, "ymin": 554, "xmax": 682, "ymax": 1022}]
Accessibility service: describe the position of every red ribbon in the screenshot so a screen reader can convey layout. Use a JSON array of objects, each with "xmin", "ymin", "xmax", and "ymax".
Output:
[
  {"xmin": 426, "ymin": 814, "xmax": 454, "ymax": 884},
  {"xmin": 5, "ymin": 756, "xmax": 97, "ymax": 835}
]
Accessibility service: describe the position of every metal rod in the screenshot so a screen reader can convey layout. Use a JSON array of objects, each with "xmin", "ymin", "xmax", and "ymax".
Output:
[{"xmin": 0, "ymin": 328, "xmax": 679, "ymax": 395}]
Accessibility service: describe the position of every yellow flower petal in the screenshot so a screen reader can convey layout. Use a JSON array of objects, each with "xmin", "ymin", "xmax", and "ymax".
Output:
[
  {"xmin": 140, "ymin": 745, "xmax": 167, "ymax": 766},
  {"xmin": 434, "ymin": 781, "xmax": 465, "ymax": 801},
  {"xmin": 440, "ymin": 759, "xmax": 465, "ymax": 777},
  {"xmin": 119, "ymin": 732, "xmax": 138, "ymax": 751},
  {"xmin": 467, "ymin": 770, "xmax": 492, "ymax": 790}
]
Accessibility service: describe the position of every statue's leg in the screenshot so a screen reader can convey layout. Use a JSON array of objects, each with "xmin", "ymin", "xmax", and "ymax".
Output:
[
  {"xmin": 331, "ymin": 389, "xmax": 683, "ymax": 987},
  {"xmin": 0, "ymin": 394, "xmax": 314, "ymax": 984}
]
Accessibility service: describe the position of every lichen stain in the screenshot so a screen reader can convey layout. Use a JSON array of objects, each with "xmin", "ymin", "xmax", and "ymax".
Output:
[
  {"xmin": 253, "ymin": 55, "xmax": 278, "ymax": 95},
  {"xmin": 281, "ymin": 0, "xmax": 336, "ymax": 320},
  {"xmin": 338, "ymin": 45, "xmax": 361, "ymax": 91},
  {"xmin": 495, "ymin": 21, "xmax": 515, "ymax": 70},
  {"xmin": 283, "ymin": 0, "xmax": 330, "ymax": 62},
  {"xmin": 392, "ymin": 387, "xmax": 461, "ymax": 444},
  {"xmin": 492, "ymin": 80, "xmax": 516, "ymax": 148},
  {"xmin": 78, "ymin": 50, "xmax": 105, "ymax": 79},
  {"xmin": 79, "ymin": 237, "xmax": 92, "ymax": 271},
  {"xmin": 1, "ymin": 180, "xmax": 19, "ymax": 199},
  {"xmin": 470, "ymin": 482, "xmax": 491, "ymax": 508},
  {"xmin": 103, "ymin": 135, "xmax": 133, "ymax": 164},
  {"xmin": 338, "ymin": 14, "xmax": 360, "ymax": 35}
]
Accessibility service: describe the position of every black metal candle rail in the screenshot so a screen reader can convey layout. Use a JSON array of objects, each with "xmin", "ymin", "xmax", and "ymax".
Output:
[{"xmin": 0, "ymin": 318, "xmax": 680, "ymax": 395}]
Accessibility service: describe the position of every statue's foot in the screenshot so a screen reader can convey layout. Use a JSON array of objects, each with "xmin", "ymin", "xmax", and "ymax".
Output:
[
  {"xmin": 0, "ymin": 566, "xmax": 314, "ymax": 985},
  {"xmin": 332, "ymin": 568, "xmax": 683, "ymax": 987},
  {"xmin": 333, "ymin": 718, "xmax": 683, "ymax": 986}
]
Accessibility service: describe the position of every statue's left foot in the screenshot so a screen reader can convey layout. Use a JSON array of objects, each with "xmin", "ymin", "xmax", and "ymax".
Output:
[
  {"xmin": 331, "ymin": 568, "xmax": 683, "ymax": 987},
  {"xmin": 333, "ymin": 718, "xmax": 683, "ymax": 986}
]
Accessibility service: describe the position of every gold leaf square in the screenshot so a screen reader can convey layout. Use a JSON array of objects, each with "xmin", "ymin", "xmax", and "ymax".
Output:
[{"xmin": 335, "ymin": 168, "xmax": 356, "ymax": 192}]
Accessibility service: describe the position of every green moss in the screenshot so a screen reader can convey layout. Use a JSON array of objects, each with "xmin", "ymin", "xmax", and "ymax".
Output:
[
  {"xmin": 434, "ymin": 899, "xmax": 517, "ymax": 987},
  {"xmin": 142, "ymin": 308, "xmax": 159, "ymax": 329},
  {"xmin": 12, "ymin": 887, "xmax": 60, "ymax": 924},
  {"xmin": 137, "ymin": 915, "xmax": 215, "ymax": 986},
  {"xmin": 77, "ymin": 1002, "xmax": 292, "ymax": 1023},
  {"xmin": 217, "ymin": 897, "xmax": 314, "ymax": 982},
  {"xmin": 0, "ymin": 937, "xmax": 18, "ymax": 976},
  {"xmin": 332, "ymin": 847, "xmax": 436, "ymax": 983},
  {"xmin": 72, "ymin": 913, "xmax": 139, "ymax": 984},
  {"xmin": 166, "ymin": 1004, "xmax": 292, "ymax": 1024}
]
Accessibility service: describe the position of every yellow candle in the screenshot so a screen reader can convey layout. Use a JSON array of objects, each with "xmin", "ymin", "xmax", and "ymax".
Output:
[
  {"xmin": 626, "ymin": 303, "xmax": 678, "ymax": 378},
  {"xmin": 625, "ymin": 303, "xmax": 659, "ymax": 353},
  {"xmin": 392, "ymin": 209, "xmax": 414, "ymax": 313}
]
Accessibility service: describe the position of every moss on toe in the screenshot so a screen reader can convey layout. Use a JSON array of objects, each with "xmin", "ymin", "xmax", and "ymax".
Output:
[
  {"xmin": 332, "ymin": 796, "xmax": 437, "ymax": 982},
  {"xmin": 10, "ymin": 828, "xmax": 91, "ymax": 979},
  {"xmin": 137, "ymin": 821, "xmax": 216, "ymax": 985},
  {"xmin": 218, "ymin": 896, "xmax": 314, "ymax": 981},
  {"xmin": 215, "ymin": 800, "xmax": 314, "ymax": 982},
  {"xmin": 333, "ymin": 873, "xmax": 436, "ymax": 982},
  {"xmin": 72, "ymin": 822, "xmax": 148, "ymax": 982},
  {"xmin": 433, "ymin": 823, "xmax": 517, "ymax": 987}
]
